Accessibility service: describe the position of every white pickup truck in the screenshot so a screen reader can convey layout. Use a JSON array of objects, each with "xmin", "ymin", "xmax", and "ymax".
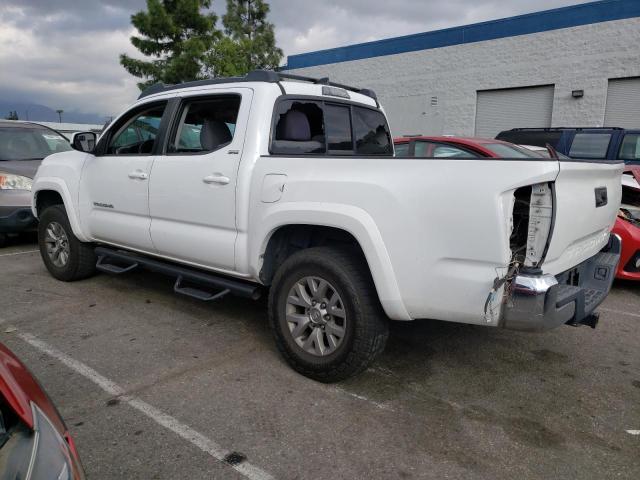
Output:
[{"xmin": 31, "ymin": 70, "xmax": 623, "ymax": 382}]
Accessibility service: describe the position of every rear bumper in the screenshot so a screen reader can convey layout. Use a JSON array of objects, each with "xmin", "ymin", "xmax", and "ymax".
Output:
[
  {"xmin": 502, "ymin": 234, "xmax": 621, "ymax": 331},
  {"xmin": 0, "ymin": 206, "xmax": 37, "ymax": 233}
]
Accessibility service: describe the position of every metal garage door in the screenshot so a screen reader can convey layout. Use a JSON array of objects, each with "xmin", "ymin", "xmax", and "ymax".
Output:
[
  {"xmin": 475, "ymin": 85, "xmax": 555, "ymax": 138},
  {"xmin": 604, "ymin": 78, "xmax": 640, "ymax": 128}
]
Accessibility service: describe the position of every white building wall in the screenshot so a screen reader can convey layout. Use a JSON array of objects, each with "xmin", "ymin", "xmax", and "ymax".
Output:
[{"xmin": 288, "ymin": 18, "xmax": 640, "ymax": 137}]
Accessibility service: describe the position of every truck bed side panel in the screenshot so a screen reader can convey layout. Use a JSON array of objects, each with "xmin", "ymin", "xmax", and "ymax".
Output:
[{"xmin": 249, "ymin": 157, "xmax": 560, "ymax": 324}]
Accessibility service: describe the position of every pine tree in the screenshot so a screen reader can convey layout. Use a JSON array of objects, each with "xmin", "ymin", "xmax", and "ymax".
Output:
[
  {"xmin": 5, "ymin": 111, "xmax": 19, "ymax": 120},
  {"xmin": 120, "ymin": 0, "xmax": 220, "ymax": 90},
  {"xmin": 212, "ymin": 0, "xmax": 283, "ymax": 76}
]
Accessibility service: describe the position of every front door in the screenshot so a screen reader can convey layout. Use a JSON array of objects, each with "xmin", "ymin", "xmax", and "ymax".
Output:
[
  {"xmin": 79, "ymin": 101, "xmax": 169, "ymax": 251},
  {"xmin": 149, "ymin": 89, "xmax": 252, "ymax": 271}
]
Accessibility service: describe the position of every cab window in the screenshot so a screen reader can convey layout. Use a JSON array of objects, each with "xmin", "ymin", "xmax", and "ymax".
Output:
[
  {"xmin": 353, "ymin": 107, "xmax": 392, "ymax": 155},
  {"xmin": 105, "ymin": 103, "xmax": 166, "ymax": 155},
  {"xmin": 169, "ymin": 95, "xmax": 241, "ymax": 154},
  {"xmin": 325, "ymin": 104, "xmax": 352, "ymax": 153},
  {"xmin": 270, "ymin": 99, "xmax": 392, "ymax": 156},
  {"xmin": 271, "ymin": 100, "xmax": 326, "ymax": 155}
]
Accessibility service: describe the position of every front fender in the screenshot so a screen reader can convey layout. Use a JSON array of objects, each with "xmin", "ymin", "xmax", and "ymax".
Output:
[
  {"xmin": 247, "ymin": 202, "xmax": 412, "ymax": 321},
  {"xmin": 32, "ymin": 178, "xmax": 89, "ymax": 242}
]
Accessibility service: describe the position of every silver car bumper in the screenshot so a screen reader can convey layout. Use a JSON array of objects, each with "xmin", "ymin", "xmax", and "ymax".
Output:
[{"xmin": 502, "ymin": 234, "xmax": 621, "ymax": 331}]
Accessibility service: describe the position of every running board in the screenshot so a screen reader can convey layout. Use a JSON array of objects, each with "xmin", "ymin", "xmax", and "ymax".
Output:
[
  {"xmin": 96, "ymin": 255, "xmax": 139, "ymax": 274},
  {"xmin": 173, "ymin": 276, "xmax": 230, "ymax": 302},
  {"xmin": 94, "ymin": 247, "xmax": 261, "ymax": 300}
]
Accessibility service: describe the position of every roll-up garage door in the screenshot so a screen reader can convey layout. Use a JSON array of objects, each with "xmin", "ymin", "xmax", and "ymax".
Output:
[
  {"xmin": 604, "ymin": 78, "xmax": 640, "ymax": 128},
  {"xmin": 475, "ymin": 85, "xmax": 555, "ymax": 138}
]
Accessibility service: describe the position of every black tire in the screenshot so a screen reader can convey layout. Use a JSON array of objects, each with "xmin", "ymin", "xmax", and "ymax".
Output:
[
  {"xmin": 0, "ymin": 233, "xmax": 7, "ymax": 248},
  {"xmin": 269, "ymin": 246, "xmax": 389, "ymax": 382},
  {"xmin": 38, "ymin": 205, "xmax": 96, "ymax": 281}
]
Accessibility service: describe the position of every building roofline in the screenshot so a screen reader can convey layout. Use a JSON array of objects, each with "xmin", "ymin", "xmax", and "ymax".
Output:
[{"xmin": 285, "ymin": 0, "xmax": 640, "ymax": 70}]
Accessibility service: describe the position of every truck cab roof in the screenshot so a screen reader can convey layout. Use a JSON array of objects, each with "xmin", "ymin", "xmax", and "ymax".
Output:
[{"xmin": 137, "ymin": 70, "xmax": 379, "ymax": 109}]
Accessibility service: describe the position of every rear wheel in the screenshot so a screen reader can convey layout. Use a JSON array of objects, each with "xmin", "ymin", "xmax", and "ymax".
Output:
[
  {"xmin": 0, "ymin": 233, "xmax": 7, "ymax": 248},
  {"xmin": 38, "ymin": 205, "xmax": 96, "ymax": 281},
  {"xmin": 269, "ymin": 246, "xmax": 388, "ymax": 382}
]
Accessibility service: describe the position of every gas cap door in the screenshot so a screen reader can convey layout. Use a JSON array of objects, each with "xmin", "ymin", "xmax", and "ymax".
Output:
[{"xmin": 261, "ymin": 174, "xmax": 287, "ymax": 203}]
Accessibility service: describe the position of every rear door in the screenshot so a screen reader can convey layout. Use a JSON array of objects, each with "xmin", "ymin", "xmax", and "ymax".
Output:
[
  {"xmin": 148, "ymin": 88, "xmax": 252, "ymax": 271},
  {"xmin": 543, "ymin": 160, "xmax": 624, "ymax": 274}
]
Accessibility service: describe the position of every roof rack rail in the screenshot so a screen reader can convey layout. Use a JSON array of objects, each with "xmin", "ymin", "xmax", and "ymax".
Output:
[
  {"xmin": 138, "ymin": 69, "xmax": 377, "ymax": 101},
  {"xmin": 276, "ymin": 72, "xmax": 377, "ymax": 100}
]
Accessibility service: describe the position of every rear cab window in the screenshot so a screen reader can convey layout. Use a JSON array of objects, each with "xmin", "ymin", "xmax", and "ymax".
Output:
[
  {"xmin": 270, "ymin": 97, "xmax": 392, "ymax": 156},
  {"xmin": 352, "ymin": 108, "xmax": 392, "ymax": 155}
]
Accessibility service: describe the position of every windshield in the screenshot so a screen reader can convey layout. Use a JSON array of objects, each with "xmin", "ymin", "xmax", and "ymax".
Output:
[
  {"xmin": 0, "ymin": 126, "xmax": 71, "ymax": 161},
  {"xmin": 483, "ymin": 143, "xmax": 542, "ymax": 158}
]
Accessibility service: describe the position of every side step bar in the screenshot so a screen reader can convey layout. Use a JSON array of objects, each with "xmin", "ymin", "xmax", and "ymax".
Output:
[{"xmin": 95, "ymin": 247, "xmax": 261, "ymax": 301}]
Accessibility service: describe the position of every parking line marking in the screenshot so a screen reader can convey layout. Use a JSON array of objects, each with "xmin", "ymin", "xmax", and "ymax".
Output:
[
  {"xmin": 599, "ymin": 307, "xmax": 640, "ymax": 319},
  {"xmin": 0, "ymin": 249, "xmax": 39, "ymax": 257},
  {"xmin": 16, "ymin": 331, "xmax": 275, "ymax": 480}
]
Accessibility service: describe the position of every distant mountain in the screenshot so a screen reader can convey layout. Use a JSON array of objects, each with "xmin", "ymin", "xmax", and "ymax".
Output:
[{"xmin": 0, "ymin": 101, "xmax": 106, "ymax": 125}]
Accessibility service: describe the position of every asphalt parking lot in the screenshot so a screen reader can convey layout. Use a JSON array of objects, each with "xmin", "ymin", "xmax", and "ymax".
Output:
[{"xmin": 1, "ymin": 236, "xmax": 639, "ymax": 480}]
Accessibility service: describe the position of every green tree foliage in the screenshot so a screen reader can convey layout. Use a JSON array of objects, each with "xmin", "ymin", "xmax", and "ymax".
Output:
[
  {"xmin": 4, "ymin": 111, "xmax": 19, "ymax": 120},
  {"xmin": 120, "ymin": 0, "xmax": 220, "ymax": 90},
  {"xmin": 209, "ymin": 0, "xmax": 283, "ymax": 76}
]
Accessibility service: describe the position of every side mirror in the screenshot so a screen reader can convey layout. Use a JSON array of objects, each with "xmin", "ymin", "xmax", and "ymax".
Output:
[{"xmin": 72, "ymin": 132, "xmax": 97, "ymax": 153}]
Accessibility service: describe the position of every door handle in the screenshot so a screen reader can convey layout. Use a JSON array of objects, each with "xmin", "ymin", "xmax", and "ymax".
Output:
[
  {"xmin": 203, "ymin": 174, "xmax": 230, "ymax": 185},
  {"xmin": 128, "ymin": 170, "xmax": 149, "ymax": 180}
]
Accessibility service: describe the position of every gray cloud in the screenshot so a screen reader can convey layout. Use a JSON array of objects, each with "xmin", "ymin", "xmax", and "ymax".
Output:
[{"xmin": 0, "ymin": 0, "xmax": 584, "ymax": 118}]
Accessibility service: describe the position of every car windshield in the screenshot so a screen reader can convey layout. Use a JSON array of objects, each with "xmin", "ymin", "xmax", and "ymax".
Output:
[
  {"xmin": 483, "ymin": 143, "xmax": 542, "ymax": 158},
  {"xmin": 0, "ymin": 126, "xmax": 71, "ymax": 161}
]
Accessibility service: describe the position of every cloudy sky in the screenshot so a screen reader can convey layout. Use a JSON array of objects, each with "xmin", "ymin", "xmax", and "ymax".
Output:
[{"xmin": 0, "ymin": 0, "xmax": 587, "ymax": 119}]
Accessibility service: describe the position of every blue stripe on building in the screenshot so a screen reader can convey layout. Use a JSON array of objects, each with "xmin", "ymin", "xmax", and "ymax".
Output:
[{"xmin": 285, "ymin": 0, "xmax": 640, "ymax": 69}]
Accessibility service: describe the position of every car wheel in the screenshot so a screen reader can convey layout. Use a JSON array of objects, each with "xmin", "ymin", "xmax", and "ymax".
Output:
[
  {"xmin": 0, "ymin": 233, "xmax": 7, "ymax": 248},
  {"xmin": 269, "ymin": 246, "xmax": 389, "ymax": 382},
  {"xmin": 38, "ymin": 205, "xmax": 96, "ymax": 281}
]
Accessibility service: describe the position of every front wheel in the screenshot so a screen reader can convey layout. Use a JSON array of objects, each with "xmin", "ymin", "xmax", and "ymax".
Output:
[
  {"xmin": 269, "ymin": 246, "xmax": 389, "ymax": 382},
  {"xmin": 38, "ymin": 205, "xmax": 96, "ymax": 281}
]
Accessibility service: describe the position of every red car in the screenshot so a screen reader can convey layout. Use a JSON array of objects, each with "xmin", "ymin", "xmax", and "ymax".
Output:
[
  {"xmin": 394, "ymin": 136, "xmax": 640, "ymax": 281},
  {"xmin": 393, "ymin": 135, "xmax": 545, "ymax": 159},
  {"xmin": 0, "ymin": 342, "xmax": 85, "ymax": 479},
  {"xmin": 614, "ymin": 167, "xmax": 640, "ymax": 280}
]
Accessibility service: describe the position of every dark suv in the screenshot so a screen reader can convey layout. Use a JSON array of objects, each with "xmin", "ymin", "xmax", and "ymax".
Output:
[{"xmin": 496, "ymin": 128, "xmax": 640, "ymax": 164}]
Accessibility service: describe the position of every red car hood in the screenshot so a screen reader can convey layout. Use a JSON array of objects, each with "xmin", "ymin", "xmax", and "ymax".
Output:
[{"xmin": 0, "ymin": 342, "xmax": 66, "ymax": 433}]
